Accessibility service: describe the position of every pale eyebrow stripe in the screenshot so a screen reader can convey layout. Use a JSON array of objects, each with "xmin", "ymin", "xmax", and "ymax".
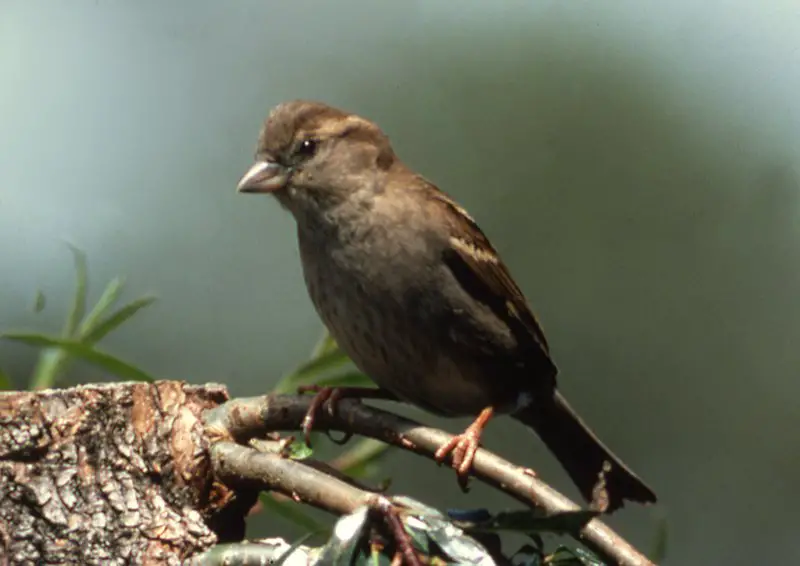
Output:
[{"xmin": 311, "ymin": 114, "xmax": 378, "ymax": 138}]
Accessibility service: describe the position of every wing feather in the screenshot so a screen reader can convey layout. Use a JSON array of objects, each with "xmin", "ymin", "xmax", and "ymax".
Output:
[{"xmin": 427, "ymin": 187, "xmax": 552, "ymax": 357}]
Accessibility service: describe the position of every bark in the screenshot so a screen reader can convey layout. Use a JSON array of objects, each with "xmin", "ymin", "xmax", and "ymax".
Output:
[
  {"xmin": 0, "ymin": 381, "xmax": 254, "ymax": 566},
  {"xmin": 0, "ymin": 382, "xmax": 654, "ymax": 566}
]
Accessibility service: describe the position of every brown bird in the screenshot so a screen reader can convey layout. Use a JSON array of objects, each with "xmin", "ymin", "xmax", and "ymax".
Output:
[{"xmin": 237, "ymin": 100, "xmax": 656, "ymax": 512}]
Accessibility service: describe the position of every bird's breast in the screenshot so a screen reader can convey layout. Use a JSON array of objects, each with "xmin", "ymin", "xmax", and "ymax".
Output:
[{"xmin": 297, "ymin": 230, "xmax": 513, "ymax": 417}]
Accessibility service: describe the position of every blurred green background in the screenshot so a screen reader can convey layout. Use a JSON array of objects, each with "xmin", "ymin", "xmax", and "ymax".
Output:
[{"xmin": 2, "ymin": 1, "xmax": 799, "ymax": 563}]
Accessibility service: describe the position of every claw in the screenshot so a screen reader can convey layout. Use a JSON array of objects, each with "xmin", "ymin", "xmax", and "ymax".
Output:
[
  {"xmin": 297, "ymin": 385, "xmax": 396, "ymax": 448},
  {"xmin": 433, "ymin": 406, "xmax": 494, "ymax": 491},
  {"xmin": 299, "ymin": 385, "xmax": 335, "ymax": 447},
  {"xmin": 434, "ymin": 432, "xmax": 481, "ymax": 491}
]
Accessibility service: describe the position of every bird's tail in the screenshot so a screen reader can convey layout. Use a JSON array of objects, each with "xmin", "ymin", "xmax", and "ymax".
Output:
[{"xmin": 512, "ymin": 391, "xmax": 656, "ymax": 512}]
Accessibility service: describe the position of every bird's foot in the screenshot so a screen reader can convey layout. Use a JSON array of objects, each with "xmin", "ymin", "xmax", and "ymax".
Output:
[
  {"xmin": 297, "ymin": 385, "xmax": 396, "ymax": 447},
  {"xmin": 434, "ymin": 406, "xmax": 494, "ymax": 491},
  {"xmin": 434, "ymin": 429, "xmax": 482, "ymax": 491}
]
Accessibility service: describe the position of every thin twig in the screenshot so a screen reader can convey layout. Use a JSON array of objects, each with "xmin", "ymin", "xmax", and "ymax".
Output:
[
  {"xmin": 204, "ymin": 394, "xmax": 655, "ymax": 566},
  {"xmin": 211, "ymin": 444, "xmax": 423, "ymax": 566},
  {"xmin": 211, "ymin": 442, "xmax": 372, "ymax": 514}
]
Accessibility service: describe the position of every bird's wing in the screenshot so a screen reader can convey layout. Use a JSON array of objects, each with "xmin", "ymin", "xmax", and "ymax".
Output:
[{"xmin": 426, "ymin": 186, "xmax": 552, "ymax": 358}]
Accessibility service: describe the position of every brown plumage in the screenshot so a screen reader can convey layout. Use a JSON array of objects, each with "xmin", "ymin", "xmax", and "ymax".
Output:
[{"xmin": 237, "ymin": 100, "xmax": 656, "ymax": 512}]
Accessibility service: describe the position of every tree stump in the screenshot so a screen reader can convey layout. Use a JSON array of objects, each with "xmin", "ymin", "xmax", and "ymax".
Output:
[{"xmin": 0, "ymin": 381, "xmax": 252, "ymax": 566}]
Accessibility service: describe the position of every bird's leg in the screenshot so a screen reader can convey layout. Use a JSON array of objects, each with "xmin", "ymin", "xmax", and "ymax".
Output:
[
  {"xmin": 434, "ymin": 406, "xmax": 495, "ymax": 491},
  {"xmin": 297, "ymin": 385, "xmax": 397, "ymax": 447}
]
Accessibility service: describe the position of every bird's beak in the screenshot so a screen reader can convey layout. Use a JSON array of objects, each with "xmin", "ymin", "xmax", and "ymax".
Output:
[{"xmin": 236, "ymin": 160, "xmax": 289, "ymax": 194}]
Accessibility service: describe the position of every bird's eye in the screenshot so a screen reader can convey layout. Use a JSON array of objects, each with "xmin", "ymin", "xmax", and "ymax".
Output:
[{"xmin": 294, "ymin": 139, "xmax": 318, "ymax": 159}]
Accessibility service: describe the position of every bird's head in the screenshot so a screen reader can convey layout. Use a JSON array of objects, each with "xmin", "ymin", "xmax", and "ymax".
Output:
[{"xmin": 237, "ymin": 100, "xmax": 397, "ymax": 219}]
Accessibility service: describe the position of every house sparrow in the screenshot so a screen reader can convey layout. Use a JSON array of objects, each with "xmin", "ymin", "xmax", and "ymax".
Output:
[{"xmin": 237, "ymin": 100, "xmax": 656, "ymax": 512}]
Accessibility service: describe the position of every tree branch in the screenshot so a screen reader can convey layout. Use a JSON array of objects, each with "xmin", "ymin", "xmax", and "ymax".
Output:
[
  {"xmin": 212, "ymin": 440, "xmax": 375, "ymax": 515},
  {"xmin": 205, "ymin": 394, "xmax": 655, "ymax": 566},
  {"xmin": 0, "ymin": 383, "xmax": 653, "ymax": 566}
]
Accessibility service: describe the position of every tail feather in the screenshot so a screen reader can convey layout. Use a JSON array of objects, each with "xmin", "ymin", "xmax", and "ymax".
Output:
[{"xmin": 513, "ymin": 390, "xmax": 656, "ymax": 512}]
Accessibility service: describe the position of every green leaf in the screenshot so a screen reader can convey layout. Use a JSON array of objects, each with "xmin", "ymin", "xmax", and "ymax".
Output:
[
  {"xmin": 0, "ymin": 367, "xmax": 12, "ymax": 390},
  {"xmin": 275, "ymin": 349, "xmax": 352, "ymax": 393},
  {"xmin": 317, "ymin": 506, "xmax": 369, "ymax": 566},
  {"xmin": 258, "ymin": 492, "xmax": 328, "ymax": 533},
  {"xmin": 310, "ymin": 330, "xmax": 340, "ymax": 358},
  {"xmin": 190, "ymin": 540, "xmax": 316, "ymax": 566},
  {"xmin": 420, "ymin": 515, "xmax": 491, "ymax": 566},
  {"xmin": 28, "ymin": 245, "xmax": 89, "ymax": 389},
  {"xmin": 4, "ymin": 334, "xmax": 156, "ymax": 383},
  {"xmin": 78, "ymin": 277, "xmax": 126, "ymax": 338},
  {"xmin": 648, "ymin": 515, "xmax": 669, "ymax": 563},
  {"xmin": 333, "ymin": 438, "xmax": 390, "ymax": 478},
  {"xmin": 29, "ymin": 348, "xmax": 65, "ymax": 389},
  {"xmin": 82, "ymin": 295, "xmax": 157, "ymax": 344},
  {"xmin": 511, "ymin": 543, "xmax": 544, "ymax": 566},
  {"xmin": 273, "ymin": 531, "xmax": 320, "ymax": 566},
  {"xmin": 285, "ymin": 441, "xmax": 314, "ymax": 460},
  {"xmin": 548, "ymin": 546, "xmax": 605, "ymax": 565},
  {"xmin": 291, "ymin": 349, "xmax": 352, "ymax": 381},
  {"xmin": 32, "ymin": 290, "xmax": 46, "ymax": 313},
  {"xmin": 459, "ymin": 509, "xmax": 599, "ymax": 536},
  {"xmin": 393, "ymin": 496, "xmax": 446, "ymax": 518},
  {"xmin": 63, "ymin": 243, "xmax": 88, "ymax": 338},
  {"xmin": 313, "ymin": 371, "xmax": 374, "ymax": 389},
  {"xmin": 404, "ymin": 524, "xmax": 431, "ymax": 555},
  {"xmin": 571, "ymin": 548, "xmax": 605, "ymax": 565}
]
